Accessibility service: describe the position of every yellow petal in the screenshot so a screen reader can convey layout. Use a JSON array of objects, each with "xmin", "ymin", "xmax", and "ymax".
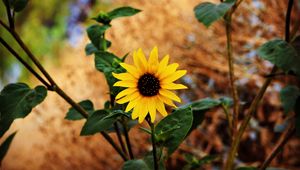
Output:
[
  {"xmin": 125, "ymin": 96, "xmax": 141, "ymax": 112},
  {"xmin": 161, "ymin": 70, "xmax": 187, "ymax": 83},
  {"xmin": 133, "ymin": 50, "xmax": 147, "ymax": 72},
  {"xmin": 112, "ymin": 72, "xmax": 136, "ymax": 81},
  {"xmin": 132, "ymin": 104, "xmax": 140, "ymax": 119},
  {"xmin": 148, "ymin": 46, "xmax": 159, "ymax": 73},
  {"xmin": 116, "ymin": 88, "xmax": 137, "ymax": 99},
  {"xmin": 116, "ymin": 91, "xmax": 140, "ymax": 104},
  {"xmin": 158, "ymin": 63, "xmax": 179, "ymax": 80},
  {"xmin": 113, "ymin": 80, "xmax": 137, "ymax": 87},
  {"xmin": 137, "ymin": 48, "xmax": 148, "ymax": 71},
  {"xmin": 161, "ymin": 83, "xmax": 188, "ymax": 90},
  {"xmin": 120, "ymin": 63, "xmax": 141, "ymax": 78},
  {"xmin": 148, "ymin": 97, "xmax": 157, "ymax": 123},
  {"xmin": 156, "ymin": 55, "xmax": 169, "ymax": 76},
  {"xmin": 157, "ymin": 94, "xmax": 176, "ymax": 107},
  {"xmin": 156, "ymin": 100, "xmax": 168, "ymax": 117},
  {"xmin": 138, "ymin": 98, "xmax": 149, "ymax": 123},
  {"xmin": 159, "ymin": 89, "xmax": 181, "ymax": 102}
]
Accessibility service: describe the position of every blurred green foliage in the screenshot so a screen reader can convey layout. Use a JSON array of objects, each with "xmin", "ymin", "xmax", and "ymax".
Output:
[{"xmin": 0, "ymin": 0, "xmax": 69, "ymax": 84}]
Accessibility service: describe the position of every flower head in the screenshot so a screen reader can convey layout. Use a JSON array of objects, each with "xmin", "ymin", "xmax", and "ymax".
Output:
[{"xmin": 113, "ymin": 47, "xmax": 187, "ymax": 123}]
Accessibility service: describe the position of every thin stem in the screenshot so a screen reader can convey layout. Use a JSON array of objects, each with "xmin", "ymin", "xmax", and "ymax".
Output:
[
  {"xmin": 225, "ymin": 0, "xmax": 294, "ymax": 168},
  {"xmin": 3, "ymin": 0, "xmax": 14, "ymax": 29},
  {"xmin": 101, "ymin": 131, "xmax": 128, "ymax": 161},
  {"xmin": 285, "ymin": 0, "xmax": 294, "ymax": 42},
  {"xmin": 123, "ymin": 121, "xmax": 134, "ymax": 159},
  {"xmin": 1, "ymin": 22, "xmax": 56, "ymax": 86},
  {"xmin": 224, "ymin": 66, "xmax": 277, "ymax": 170},
  {"xmin": 147, "ymin": 118, "xmax": 158, "ymax": 170},
  {"xmin": 114, "ymin": 123, "xmax": 127, "ymax": 155},
  {"xmin": 259, "ymin": 126, "xmax": 295, "ymax": 170},
  {"xmin": 225, "ymin": 14, "xmax": 239, "ymax": 134},
  {"xmin": 0, "ymin": 19, "xmax": 10, "ymax": 30},
  {"xmin": 222, "ymin": 104, "xmax": 233, "ymax": 137},
  {"xmin": 0, "ymin": 37, "xmax": 51, "ymax": 89}
]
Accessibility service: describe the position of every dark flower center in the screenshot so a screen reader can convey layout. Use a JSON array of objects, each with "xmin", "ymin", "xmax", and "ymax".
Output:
[{"xmin": 138, "ymin": 73, "xmax": 160, "ymax": 96}]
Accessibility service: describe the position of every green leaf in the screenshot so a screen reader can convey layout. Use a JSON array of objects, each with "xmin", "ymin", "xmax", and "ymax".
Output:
[
  {"xmin": 194, "ymin": 0, "xmax": 236, "ymax": 27},
  {"xmin": 108, "ymin": 6, "xmax": 141, "ymax": 20},
  {"xmin": 122, "ymin": 153, "xmax": 165, "ymax": 170},
  {"xmin": 92, "ymin": 12, "xmax": 111, "ymax": 25},
  {"xmin": 179, "ymin": 98, "xmax": 223, "ymax": 133},
  {"xmin": 292, "ymin": 35, "xmax": 300, "ymax": 57},
  {"xmin": 0, "ymin": 83, "xmax": 47, "ymax": 137},
  {"xmin": 155, "ymin": 107, "xmax": 193, "ymax": 155},
  {"xmin": 94, "ymin": 51, "xmax": 121, "ymax": 72},
  {"xmin": 183, "ymin": 154, "xmax": 218, "ymax": 169},
  {"xmin": 80, "ymin": 110, "xmax": 111, "ymax": 136},
  {"xmin": 0, "ymin": 132, "xmax": 17, "ymax": 162},
  {"xmin": 80, "ymin": 109, "xmax": 130, "ymax": 135},
  {"xmin": 65, "ymin": 100, "xmax": 94, "ymax": 120},
  {"xmin": 258, "ymin": 39, "xmax": 300, "ymax": 76},
  {"xmin": 143, "ymin": 154, "xmax": 166, "ymax": 170},
  {"xmin": 85, "ymin": 43, "xmax": 98, "ymax": 55},
  {"xmin": 87, "ymin": 25, "xmax": 110, "ymax": 49},
  {"xmin": 94, "ymin": 51, "xmax": 125, "ymax": 96},
  {"xmin": 9, "ymin": 0, "xmax": 29, "ymax": 12},
  {"xmin": 122, "ymin": 160, "xmax": 150, "ymax": 170},
  {"xmin": 280, "ymin": 85, "xmax": 300, "ymax": 114},
  {"xmin": 188, "ymin": 98, "xmax": 222, "ymax": 110}
]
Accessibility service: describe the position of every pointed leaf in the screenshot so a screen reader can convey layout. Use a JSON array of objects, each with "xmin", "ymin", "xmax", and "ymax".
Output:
[
  {"xmin": 194, "ymin": 0, "xmax": 236, "ymax": 27},
  {"xmin": 122, "ymin": 160, "xmax": 150, "ymax": 170},
  {"xmin": 87, "ymin": 25, "xmax": 110, "ymax": 49},
  {"xmin": 65, "ymin": 100, "xmax": 94, "ymax": 120},
  {"xmin": 178, "ymin": 98, "xmax": 224, "ymax": 133},
  {"xmin": 80, "ymin": 110, "xmax": 112, "ymax": 136},
  {"xmin": 155, "ymin": 107, "xmax": 193, "ymax": 155},
  {"xmin": 108, "ymin": 7, "xmax": 141, "ymax": 20},
  {"xmin": 0, "ymin": 83, "xmax": 47, "ymax": 137},
  {"xmin": 0, "ymin": 132, "xmax": 17, "ymax": 162},
  {"xmin": 280, "ymin": 85, "xmax": 300, "ymax": 114},
  {"xmin": 258, "ymin": 39, "xmax": 300, "ymax": 76},
  {"xmin": 8, "ymin": 0, "xmax": 29, "ymax": 12}
]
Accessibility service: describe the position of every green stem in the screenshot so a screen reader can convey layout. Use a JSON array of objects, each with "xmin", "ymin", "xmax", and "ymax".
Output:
[
  {"xmin": 147, "ymin": 118, "xmax": 158, "ymax": 170},
  {"xmin": 222, "ymin": 104, "xmax": 233, "ymax": 137},
  {"xmin": 123, "ymin": 121, "xmax": 134, "ymax": 159},
  {"xmin": 224, "ymin": 14, "xmax": 239, "ymax": 134},
  {"xmin": 114, "ymin": 122, "xmax": 128, "ymax": 155},
  {"xmin": 101, "ymin": 131, "xmax": 128, "ymax": 161}
]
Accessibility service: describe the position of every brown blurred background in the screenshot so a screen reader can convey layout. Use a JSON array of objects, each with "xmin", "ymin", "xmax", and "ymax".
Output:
[{"xmin": 1, "ymin": 0, "xmax": 299, "ymax": 169}]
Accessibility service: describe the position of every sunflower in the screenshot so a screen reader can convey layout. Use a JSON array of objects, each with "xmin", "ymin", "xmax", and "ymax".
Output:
[{"xmin": 112, "ymin": 47, "xmax": 187, "ymax": 123}]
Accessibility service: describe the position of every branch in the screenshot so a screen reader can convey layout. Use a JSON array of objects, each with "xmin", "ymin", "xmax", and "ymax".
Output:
[
  {"xmin": 259, "ymin": 126, "xmax": 295, "ymax": 170},
  {"xmin": 224, "ymin": 14, "xmax": 239, "ymax": 135},
  {"xmin": 3, "ymin": 0, "xmax": 14, "ymax": 29},
  {"xmin": 0, "ymin": 37, "xmax": 51, "ymax": 89},
  {"xmin": 224, "ymin": 0, "xmax": 294, "ymax": 169}
]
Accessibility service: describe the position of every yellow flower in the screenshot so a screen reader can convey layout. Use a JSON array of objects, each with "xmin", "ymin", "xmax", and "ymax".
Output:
[{"xmin": 113, "ymin": 47, "xmax": 187, "ymax": 123}]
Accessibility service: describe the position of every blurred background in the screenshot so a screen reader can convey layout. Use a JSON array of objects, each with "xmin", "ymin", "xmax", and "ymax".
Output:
[{"xmin": 0, "ymin": 0, "xmax": 299, "ymax": 169}]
